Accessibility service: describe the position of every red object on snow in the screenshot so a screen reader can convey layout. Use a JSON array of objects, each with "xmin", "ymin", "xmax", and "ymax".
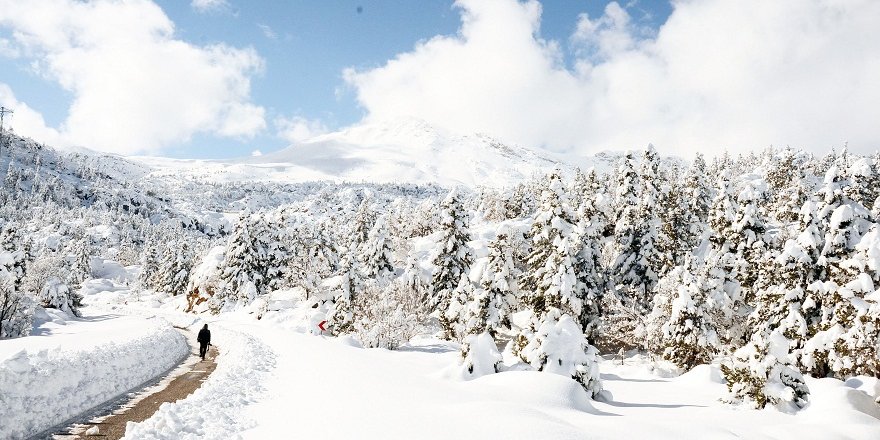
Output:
[{"xmin": 318, "ymin": 320, "xmax": 327, "ymax": 332}]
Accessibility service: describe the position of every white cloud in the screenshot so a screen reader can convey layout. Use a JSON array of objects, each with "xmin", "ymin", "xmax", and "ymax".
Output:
[
  {"xmin": 0, "ymin": 38, "xmax": 19, "ymax": 57},
  {"xmin": 0, "ymin": 83, "xmax": 63, "ymax": 145},
  {"xmin": 275, "ymin": 115, "xmax": 328, "ymax": 143},
  {"xmin": 0, "ymin": 0, "xmax": 265, "ymax": 154},
  {"xmin": 571, "ymin": 1, "xmax": 646, "ymax": 61},
  {"xmin": 345, "ymin": 0, "xmax": 880, "ymax": 157},
  {"xmin": 257, "ymin": 24, "xmax": 277, "ymax": 40},
  {"xmin": 251, "ymin": 149, "xmax": 262, "ymax": 157},
  {"xmin": 191, "ymin": 0, "xmax": 230, "ymax": 14}
]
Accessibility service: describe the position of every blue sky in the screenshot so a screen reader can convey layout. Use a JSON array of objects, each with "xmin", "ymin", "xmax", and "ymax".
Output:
[
  {"xmin": 0, "ymin": 0, "xmax": 672, "ymax": 158},
  {"xmin": 0, "ymin": 0, "xmax": 876, "ymax": 158}
]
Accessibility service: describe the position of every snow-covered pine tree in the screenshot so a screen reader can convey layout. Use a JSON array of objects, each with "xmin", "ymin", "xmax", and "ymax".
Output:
[
  {"xmin": 0, "ymin": 223, "xmax": 28, "ymax": 291},
  {"xmin": 800, "ymin": 278, "xmax": 880, "ymax": 378},
  {"xmin": 752, "ymin": 200, "xmax": 822, "ymax": 356},
  {"xmin": 430, "ymin": 190, "xmax": 473, "ymax": 340},
  {"xmin": 708, "ymin": 173, "xmax": 738, "ymax": 247},
  {"xmin": 833, "ymin": 235, "xmax": 880, "ymax": 377},
  {"xmin": 469, "ymin": 230, "xmax": 518, "ymax": 337},
  {"xmin": 137, "ymin": 238, "xmax": 159, "ymax": 290},
  {"xmin": 684, "ymin": 153, "xmax": 712, "ymax": 229},
  {"xmin": 505, "ymin": 181, "xmax": 536, "ymax": 219},
  {"xmin": 37, "ymin": 277, "xmax": 81, "ymax": 316},
  {"xmin": 459, "ymin": 330, "xmax": 502, "ymax": 379},
  {"xmin": 443, "ymin": 276, "xmax": 475, "ymax": 342},
  {"xmin": 721, "ymin": 330, "xmax": 810, "ymax": 411},
  {"xmin": 512, "ymin": 172, "xmax": 603, "ymax": 397},
  {"xmin": 326, "ymin": 250, "xmax": 359, "ymax": 335},
  {"xmin": 520, "ymin": 172, "xmax": 584, "ymax": 322},
  {"xmin": 583, "ymin": 168, "xmax": 614, "ymax": 239},
  {"xmin": 654, "ymin": 262, "xmax": 721, "ymax": 369},
  {"xmin": 570, "ymin": 167, "xmax": 604, "ymax": 214},
  {"xmin": 649, "ymin": 175, "xmax": 753, "ymax": 369},
  {"xmin": 723, "ymin": 200, "xmax": 819, "ymax": 407},
  {"xmin": 608, "ymin": 153, "xmax": 643, "ymax": 340},
  {"xmin": 637, "ymin": 146, "xmax": 663, "ymax": 283},
  {"xmin": 138, "ymin": 242, "xmax": 160, "ymax": 289},
  {"xmin": 645, "ymin": 264, "xmax": 684, "ymax": 356},
  {"xmin": 795, "ymin": 163, "xmax": 880, "ymax": 378},
  {"xmin": 0, "ymin": 227, "xmax": 33, "ymax": 338},
  {"xmin": 218, "ymin": 212, "xmax": 289, "ymax": 307},
  {"xmin": 848, "ymin": 224, "xmax": 880, "ymax": 287},
  {"xmin": 351, "ymin": 196, "xmax": 376, "ymax": 245},
  {"xmin": 575, "ymin": 202, "xmax": 604, "ymax": 341},
  {"xmin": 328, "ymin": 198, "xmax": 381, "ymax": 334},
  {"xmin": 657, "ymin": 168, "xmax": 692, "ymax": 274},
  {"xmin": 844, "ymin": 157, "xmax": 878, "ymax": 213},
  {"xmin": 457, "ymin": 229, "xmax": 520, "ymax": 367},
  {"xmin": 357, "ymin": 214, "xmax": 395, "ymax": 280},
  {"xmin": 732, "ymin": 180, "xmax": 769, "ymax": 306},
  {"xmin": 815, "ymin": 165, "xmax": 872, "ymax": 285},
  {"xmin": 569, "ymin": 168, "xmax": 589, "ymax": 211},
  {"xmin": 156, "ymin": 239, "xmax": 193, "ymax": 296},
  {"xmin": 607, "ymin": 149, "xmax": 662, "ymax": 348},
  {"xmin": 300, "ymin": 220, "xmax": 338, "ymax": 298},
  {"xmin": 65, "ymin": 236, "xmax": 92, "ymax": 290},
  {"xmin": 765, "ymin": 148, "xmax": 804, "ymax": 225},
  {"xmin": 513, "ymin": 309, "xmax": 603, "ymax": 397}
]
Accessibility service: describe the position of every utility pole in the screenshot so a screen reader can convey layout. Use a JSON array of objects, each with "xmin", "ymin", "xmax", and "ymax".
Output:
[{"xmin": 0, "ymin": 106, "xmax": 12, "ymax": 158}]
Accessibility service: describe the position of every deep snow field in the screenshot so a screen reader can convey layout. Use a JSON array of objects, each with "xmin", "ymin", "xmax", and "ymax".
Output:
[{"xmin": 2, "ymin": 273, "xmax": 880, "ymax": 440}]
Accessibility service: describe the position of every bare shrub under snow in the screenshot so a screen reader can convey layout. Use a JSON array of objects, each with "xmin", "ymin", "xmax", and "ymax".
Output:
[
  {"xmin": 353, "ymin": 278, "xmax": 429, "ymax": 350},
  {"xmin": 0, "ymin": 278, "xmax": 33, "ymax": 339}
]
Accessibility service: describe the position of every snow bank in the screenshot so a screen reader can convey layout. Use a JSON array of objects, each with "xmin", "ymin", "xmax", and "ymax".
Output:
[
  {"xmin": 674, "ymin": 364, "xmax": 725, "ymax": 385},
  {"xmin": 846, "ymin": 376, "xmax": 880, "ymax": 401},
  {"xmin": 469, "ymin": 370, "xmax": 598, "ymax": 413},
  {"xmin": 757, "ymin": 378, "xmax": 880, "ymax": 439},
  {"xmin": 123, "ymin": 325, "xmax": 276, "ymax": 439},
  {"xmin": 0, "ymin": 318, "xmax": 187, "ymax": 439}
]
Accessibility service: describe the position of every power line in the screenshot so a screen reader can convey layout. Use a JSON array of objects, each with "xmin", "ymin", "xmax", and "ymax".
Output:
[{"xmin": 0, "ymin": 106, "xmax": 13, "ymax": 160}]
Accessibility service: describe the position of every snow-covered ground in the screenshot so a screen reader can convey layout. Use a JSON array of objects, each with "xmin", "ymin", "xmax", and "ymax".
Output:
[
  {"xmin": 110, "ymin": 303, "xmax": 880, "ymax": 437},
  {"xmin": 2, "ymin": 277, "xmax": 879, "ymax": 439},
  {"xmin": 216, "ymin": 322, "xmax": 880, "ymax": 440}
]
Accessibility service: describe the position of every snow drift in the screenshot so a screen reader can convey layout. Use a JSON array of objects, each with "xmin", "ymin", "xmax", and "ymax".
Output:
[{"xmin": 0, "ymin": 316, "xmax": 187, "ymax": 439}]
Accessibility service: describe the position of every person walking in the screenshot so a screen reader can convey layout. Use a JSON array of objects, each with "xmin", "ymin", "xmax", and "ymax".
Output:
[{"xmin": 197, "ymin": 324, "xmax": 211, "ymax": 360}]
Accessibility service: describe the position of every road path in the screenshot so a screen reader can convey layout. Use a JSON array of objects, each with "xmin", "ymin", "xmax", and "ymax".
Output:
[{"xmin": 52, "ymin": 331, "xmax": 218, "ymax": 440}]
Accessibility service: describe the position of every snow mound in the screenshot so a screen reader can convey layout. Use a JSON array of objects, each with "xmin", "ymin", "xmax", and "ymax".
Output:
[
  {"xmin": 674, "ymin": 364, "xmax": 725, "ymax": 385},
  {"xmin": 846, "ymin": 376, "xmax": 880, "ymax": 401},
  {"xmin": 0, "ymin": 319, "xmax": 187, "ymax": 439},
  {"xmin": 805, "ymin": 378, "xmax": 880, "ymax": 421},
  {"xmin": 123, "ymin": 325, "xmax": 277, "ymax": 439},
  {"xmin": 469, "ymin": 370, "xmax": 598, "ymax": 413}
]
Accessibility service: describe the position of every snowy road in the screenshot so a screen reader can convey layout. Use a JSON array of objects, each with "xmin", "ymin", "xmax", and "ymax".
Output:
[{"xmin": 54, "ymin": 329, "xmax": 218, "ymax": 439}]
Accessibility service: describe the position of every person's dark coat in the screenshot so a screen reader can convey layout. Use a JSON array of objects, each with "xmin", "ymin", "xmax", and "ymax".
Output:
[
  {"xmin": 198, "ymin": 326, "xmax": 211, "ymax": 345},
  {"xmin": 197, "ymin": 324, "xmax": 212, "ymax": 359}
]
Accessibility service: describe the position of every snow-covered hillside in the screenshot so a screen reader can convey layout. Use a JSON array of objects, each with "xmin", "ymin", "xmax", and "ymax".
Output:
[{"xmin": 133, "ymin": 118, "xmax": 619, "ymax": 188}]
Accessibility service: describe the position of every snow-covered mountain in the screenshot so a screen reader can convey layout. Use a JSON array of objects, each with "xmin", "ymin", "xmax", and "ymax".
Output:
[
  {"xmin": 134, "ymin": 118, "xmax": 613, "ymax": 188},
  {"xmin": 249, "ymin": 118, "xmax": 568, "ymax": 187}
]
